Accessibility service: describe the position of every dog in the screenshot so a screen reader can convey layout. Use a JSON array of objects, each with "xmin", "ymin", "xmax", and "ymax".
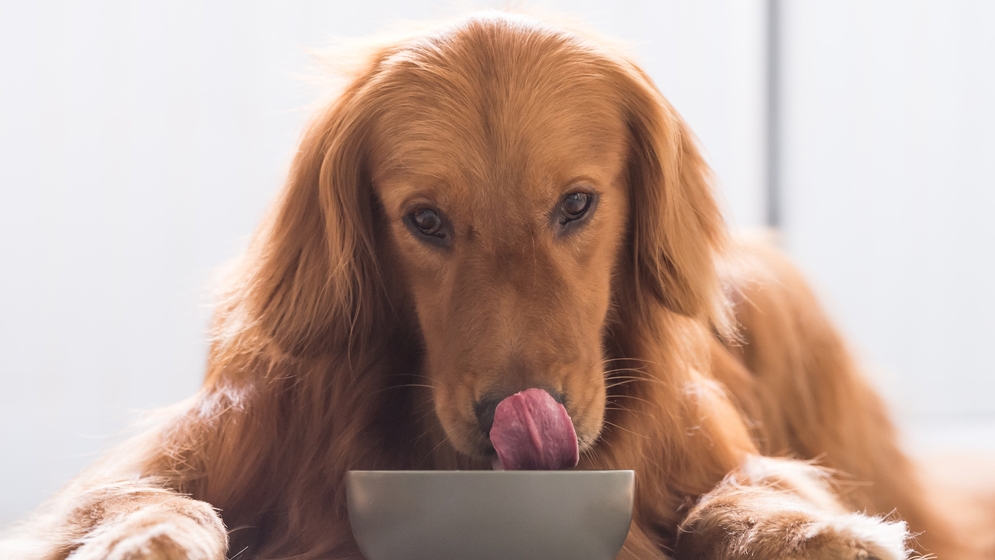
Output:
[{"xmin": 3, "ymin": 12, "xmax": 992, "ymax": 560}]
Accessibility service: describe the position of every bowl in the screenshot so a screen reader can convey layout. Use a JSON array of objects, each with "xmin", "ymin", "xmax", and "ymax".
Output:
[{"xmin": 346, "ymin": 470, "xmax": 634, "ymax": 560}]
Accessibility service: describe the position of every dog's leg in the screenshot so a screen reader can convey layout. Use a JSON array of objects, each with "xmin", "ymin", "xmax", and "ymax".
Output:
[
  {"xmin": 3, "ymin": 482, "xmax": 228, "ymax": 560},
  {"xmin": 66, "ymin": 487, "xmax": 227, "ymax": 560},
  {"xmin": 673, "ymin": 456, "xmax": 910, "ymax": 560},
  {"xmin": 2, "ymin": 395, "xmax": 235, "ymax": 560},
  {"xmin": 717, "ymin": 238, "xmax": 972, "ymax": 557}
]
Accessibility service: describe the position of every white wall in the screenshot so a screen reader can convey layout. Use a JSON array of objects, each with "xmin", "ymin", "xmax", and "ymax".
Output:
[
  {"xmin": 780, "ymin": 1, "xmax": 995, "ymax": 437},
  {"xmin": 0, "ymin": 1, "xmax": 766, "ymax": 525}
]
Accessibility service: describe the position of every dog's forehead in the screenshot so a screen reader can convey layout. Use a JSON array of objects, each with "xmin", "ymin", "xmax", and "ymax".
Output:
[
  {"xmin": 370, "ymin": 24, "xmax": 629, "ymax": 219},
  {"xmin": 373, "ymin": 91, "xmax": 625, "ymax": 190}
]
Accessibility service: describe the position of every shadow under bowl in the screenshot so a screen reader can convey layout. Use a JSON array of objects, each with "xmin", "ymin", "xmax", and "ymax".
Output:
[{"xmin": 346, "ymin": 470, "xmax": 634, "ymax": 560}]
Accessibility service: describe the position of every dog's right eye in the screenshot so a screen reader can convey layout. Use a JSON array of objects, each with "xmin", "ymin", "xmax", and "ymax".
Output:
[{"xmin": 406, "ymin": 207, "xmax": 449, "ymax": 246}]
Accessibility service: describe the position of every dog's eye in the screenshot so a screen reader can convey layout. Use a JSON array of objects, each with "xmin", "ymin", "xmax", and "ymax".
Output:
[
  {"xmin": 560, "ymin": 192, "xmax": 593, "ymax": 223},
  {"xmin": 410, "ymin": 208, "xmax": 445, "ymax": 237}
]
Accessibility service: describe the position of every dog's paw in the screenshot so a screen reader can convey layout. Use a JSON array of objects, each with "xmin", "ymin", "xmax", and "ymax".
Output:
[
  {"xmin": 69, "ymin": 509, "xmax": 227, "ymax": 560},
  {"xmin": 677, "ymin": 503, "xmax": 911, "ymax": 560},
  {"xmin": 791, "ymin": 513, "xmax": 910, "ymax": 560}
]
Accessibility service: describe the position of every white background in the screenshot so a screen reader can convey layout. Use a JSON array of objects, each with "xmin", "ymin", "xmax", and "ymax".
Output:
[{"xmin": 1, "ymin": 1, "xmax": 992, "ymax": 525}]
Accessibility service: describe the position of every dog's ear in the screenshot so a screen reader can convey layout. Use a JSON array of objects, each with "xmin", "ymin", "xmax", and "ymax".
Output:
[
  {"xmin": 216, "ymin": 54, "xmax": 393, "ymax": 359},
  {"xmin": 617, "ymin": 64, "xmax": 731, "ymax": 333}
]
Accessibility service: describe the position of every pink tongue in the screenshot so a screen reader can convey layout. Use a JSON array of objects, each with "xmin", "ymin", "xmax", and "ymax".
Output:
[{"xmin": 488, "ymin": 388, "xmax": 579, "ymax": 470}]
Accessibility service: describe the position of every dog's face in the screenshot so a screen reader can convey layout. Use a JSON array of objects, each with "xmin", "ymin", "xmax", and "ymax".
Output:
[
  {"xmin": 367, "ymin": 25, "xmax": 632, "ymax": 459},
  {"xmin": 253, "ymin": 15, "xmax": 724, "ymax": 466}
]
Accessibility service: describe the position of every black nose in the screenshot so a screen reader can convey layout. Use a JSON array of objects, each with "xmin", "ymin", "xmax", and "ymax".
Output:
[
  {"xmin": 474, "ymin": 396, "xmax": 501, "ymax": 437},
  {"xmin": 474, "ymin": 388, "xmax": 566, "ymax": 437}
]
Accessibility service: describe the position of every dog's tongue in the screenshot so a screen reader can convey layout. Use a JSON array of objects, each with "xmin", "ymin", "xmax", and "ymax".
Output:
[{"xmin": 488, "ymin": 388, "xmax": 579, "ymax": 470}]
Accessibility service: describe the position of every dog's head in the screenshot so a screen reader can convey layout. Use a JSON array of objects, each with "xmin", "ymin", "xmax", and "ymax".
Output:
[{"xmin": 232, "ymin": 13, "xmax": 727, "ymax": 464}]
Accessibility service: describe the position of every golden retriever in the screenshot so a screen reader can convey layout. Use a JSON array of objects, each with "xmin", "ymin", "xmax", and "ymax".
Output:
[{"xmin": 3, "ymin": 12, "xmax": 992, "ymax": 560}]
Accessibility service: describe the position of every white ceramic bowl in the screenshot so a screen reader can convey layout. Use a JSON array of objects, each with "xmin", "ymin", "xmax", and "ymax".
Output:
[{"xmin": 346, "ymin": 470, "xmax": 634, "ymax": 560}]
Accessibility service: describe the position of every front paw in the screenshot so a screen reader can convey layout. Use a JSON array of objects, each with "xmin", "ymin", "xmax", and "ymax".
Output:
[
  {"xmin": 797, "ymin": 513, "xmax": 910, "ymax": 560},
  {"xmin": 676, "ymin": 499, "xmax": 910, "ymax": 560},
  {"xmin": 675, "ymin": 458, "xmax": 913, "ymax": 560},
  {"xmin": 69, "ymin": 509, "xmax": 227, "ymax": 560}
]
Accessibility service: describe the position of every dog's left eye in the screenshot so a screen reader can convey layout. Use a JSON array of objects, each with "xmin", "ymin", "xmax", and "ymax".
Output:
[
  {"xmin": 412, "ymin": 208, "xmax": 443, "ymax": 235},
  {"xmin": 405, "ymin": 207, "xmax": 450, "ymax": 247},
  {"xmin": 411, "ymin": 208, "xmax": 442, "ymax": 235},
  {"xmin": 559, "ymin": 192, "xmax": 593, "ymax": 224}
]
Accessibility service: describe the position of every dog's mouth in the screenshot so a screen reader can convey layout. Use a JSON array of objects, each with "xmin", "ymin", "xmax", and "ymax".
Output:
[
  {"xmin": 431, "ymin": 376, "xmax": 603, "ymax": 469},
  {"xmin": 487, "ymin": 388, "xmax": 579, "ymax": 470}
]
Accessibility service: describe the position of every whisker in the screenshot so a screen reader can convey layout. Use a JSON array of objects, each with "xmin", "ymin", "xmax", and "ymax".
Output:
[
  {"xmin": 372, "ymin": 383, "xmax": 436, "ymax": 397},
  {"xmin": 603, "ymin": 403, "xmax": 659, "ymax": 422},
  {"xmin": 607, "ymin": 393, "xmax": 655, "ymax": 406},
  {"xmin": 605, "ymin": 379, "xmax": 644, "ymax": 390},
  {"xmin": 420, "ymin": 437, "xmax": 451, "ymax": 468},
  {"xmin": 602, "ymin": 420, "xmax": 650, "ymax": 440},
  {"xmin": 381, "ymin": 373, "xmax": 437, "ymax": 384},
  {"xmin": 603, "ymin": 374, "xmax": 669, "ymax": 387},
  {"xmin": 590, "ymin": 430, "xmax": 619, "ymax": 457},
  {"xmin": 599, "ymin": 356, "xmax": 658, "ymax": 366},
  {"xmin": 383, "ymin": 371, "xmax": 434, "ymax": 379},
  {"xmin": 387, "ymin": 383, "xmax": 436, "ymax": 390},
  {"xmin": 603, "ymin": 368, "xmax": 652, "ymax": 376}
]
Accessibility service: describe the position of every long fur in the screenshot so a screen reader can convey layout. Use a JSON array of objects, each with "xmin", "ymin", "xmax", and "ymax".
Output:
[{"xmin": 2, "ymin": 13, "xmax": 992, "ymax": 560}]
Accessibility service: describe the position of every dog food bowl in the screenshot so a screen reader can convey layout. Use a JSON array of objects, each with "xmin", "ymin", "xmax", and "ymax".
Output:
[{"xmin": 346, "ymin": 470, "xmax": 634, "ymax": 560}]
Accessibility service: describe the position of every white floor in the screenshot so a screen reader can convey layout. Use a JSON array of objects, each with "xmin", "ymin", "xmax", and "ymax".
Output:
[{"xmin": 901, "ymin": 417, "xmax": 995, "ymax": 457}]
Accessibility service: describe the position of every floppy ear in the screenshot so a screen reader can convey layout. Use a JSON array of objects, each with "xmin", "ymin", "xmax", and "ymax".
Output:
[
  {"xmin": 216, "ymin": 56, "xmax": 393, "ymax": 359},
  {"xmin": 618, "ymin": 65, "xmax": 731, "ymax": 333}
]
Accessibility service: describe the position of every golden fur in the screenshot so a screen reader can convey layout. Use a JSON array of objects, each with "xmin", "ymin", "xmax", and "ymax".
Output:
[{"xmin": 3, "ymin": 13, "xmax": 992, "ymax": 560}]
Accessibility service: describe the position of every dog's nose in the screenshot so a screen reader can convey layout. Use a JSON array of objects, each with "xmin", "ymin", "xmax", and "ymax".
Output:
[
  {"xmin": 474, "ymin": 388, "xmax": 566, "ymax": 437},
  {"xmin": 474, "ymin": 396, "xmax": 501, "ymax": 437}
]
